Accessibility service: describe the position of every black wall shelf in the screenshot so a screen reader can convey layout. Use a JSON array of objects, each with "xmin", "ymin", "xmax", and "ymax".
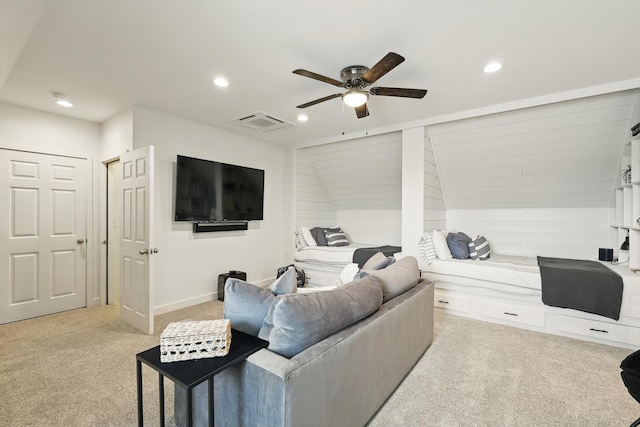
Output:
[{"xmin": 193, "ymin": 222, "xmax": 248, "ymax": 233}]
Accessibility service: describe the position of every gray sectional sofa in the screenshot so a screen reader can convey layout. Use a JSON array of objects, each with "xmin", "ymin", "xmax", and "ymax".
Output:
[{"xmin": 175, "ymin": 256, "xmax": 434, "ymax": 427}]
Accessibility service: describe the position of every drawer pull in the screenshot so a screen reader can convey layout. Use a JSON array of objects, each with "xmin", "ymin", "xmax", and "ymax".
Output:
[
  {"xmin": 437, "ymin": 300, "xmax": 449, "ymax": 304},
  {"xmin": 589, "ymin": 328, "xmax": 609, "ymax": 334},
  {"xmin": 504, "ymin": 312, "xmax": 519, "ymax": 317}
]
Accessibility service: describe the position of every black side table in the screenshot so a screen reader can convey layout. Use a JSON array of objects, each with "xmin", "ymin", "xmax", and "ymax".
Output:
[{"xmin": 136, "ymin": 328, "xmax": 268, "ymax": 427}]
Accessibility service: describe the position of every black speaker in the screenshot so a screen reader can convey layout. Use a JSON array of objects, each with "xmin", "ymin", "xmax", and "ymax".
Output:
[
  {"xmin": 598, "ymin": 248, "xmax": 613, "ymax": 262},
  {"xmin": 217, "ymin": 270, "xmax": 247, "ymax": 301}
]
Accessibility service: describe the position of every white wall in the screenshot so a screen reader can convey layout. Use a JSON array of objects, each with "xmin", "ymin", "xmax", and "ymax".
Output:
[
  {"xmin": 131, "ymin": 106, "xmax": 285, "ymax": 313},
  {"xmin": 0, "ymin": 102, "xmax": 103, "ymax": 304},
  {"xmin": 101, "ymin": 109, "xmax": 133, "ymax": 161},
  {"xmin": 446, "ymin": 208, "xmax": 612, "ymax": 259},
  {"xmin": 424, "ymin": 133, "xmax": 446, "ymax": 232},
  {"xmin": 295, "ymin": 151, "xmax": 337, "ymax": 227},
  {"xmin": 337, "ymin": 209, "xmax": 401, "ymax": 245}
]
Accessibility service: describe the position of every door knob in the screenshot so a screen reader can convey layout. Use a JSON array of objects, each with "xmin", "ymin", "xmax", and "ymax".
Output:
[
  {"xmin": 77, "ymin": 239, "xmax": 85, "ymax": 244},
  {"xmin": 139, "ymin": 249, "xmax": 149, "ymax": 255}
]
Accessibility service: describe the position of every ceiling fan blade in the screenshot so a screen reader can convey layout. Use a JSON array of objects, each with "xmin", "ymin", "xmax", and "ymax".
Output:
[
  {"xmin": 355, "ymin": 103, "xmax": 369, "ymax": 119},
  {"xmin": 370, "ymin": 87, "xmax": 427, "ymax": 99},
  {"xmin": 362, "ymin": 52, "xmax": 405, "ymax": 84},
  {"xmin": 293, "ymin": 69, "xmax": 343, "ymax": 87},
  {"xmin": 297, "ymin": 93, "xmax": 343, "ymax": 109}
]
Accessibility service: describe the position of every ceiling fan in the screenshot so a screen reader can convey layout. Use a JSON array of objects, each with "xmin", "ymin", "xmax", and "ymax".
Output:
[{"xmin": 293, "ymin": 52, "xmax": 427, "ymax": 119}]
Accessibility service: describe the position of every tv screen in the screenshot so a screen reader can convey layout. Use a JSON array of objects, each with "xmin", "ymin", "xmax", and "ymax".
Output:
[{"xmin": 175, "ymin": 155, "xmax": 264, "ymax": 221}]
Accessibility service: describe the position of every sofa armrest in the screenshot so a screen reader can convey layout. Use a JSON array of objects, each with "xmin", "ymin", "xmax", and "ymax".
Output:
[{"xmin": 244, "ymin": 347, "xmax": 298, "ymax": 377}]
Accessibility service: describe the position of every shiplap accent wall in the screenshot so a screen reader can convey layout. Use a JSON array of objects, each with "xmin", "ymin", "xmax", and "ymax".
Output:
[
  {"xmin": 296, "ymin": 132, "xmax": 403, "ymax": 244},
  {"xmin": 295, "ymin": 151, "xmax": 337, "ymax": 227},
  {"xmin": 446, "ymin": 208, "xmax": 611, "ymax": 259},
  {"xmin": 300, "ymin": 132, "xmax": 402, "ymax": 209},
  {"xmin": 283, "ymin": 148, "xmax": 296, "ymax": 262},
  {"xmin": 430, "ymin": 91, "xmax": 636, "ymax": 209},
  {"xmin": 337, "ymin": 210, "xmax": 401, "ymax": 245},
  {"xmin": 424, "ymin": 133, "xmax": 446, "ymax": 232}
]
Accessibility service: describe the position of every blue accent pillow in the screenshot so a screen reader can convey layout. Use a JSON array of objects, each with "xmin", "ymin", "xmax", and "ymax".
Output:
[{"xmin": 447, "ymin": 232, "xmax": 472, "ymax": 259}]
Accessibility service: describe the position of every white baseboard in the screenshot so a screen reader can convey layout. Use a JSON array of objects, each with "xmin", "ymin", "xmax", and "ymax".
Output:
[
  {"xmin": 153, "ymin": 277, "xmax": 277, "ymax": 315},
  {"xmin": 154, "ymin": 293, "xmax": 217, "ymax": 316}
]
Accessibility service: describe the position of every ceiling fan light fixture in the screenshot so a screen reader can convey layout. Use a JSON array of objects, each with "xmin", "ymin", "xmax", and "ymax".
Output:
[{"xmin": 343, "ymin": 90, "xmax": 368, "ymax": 108}]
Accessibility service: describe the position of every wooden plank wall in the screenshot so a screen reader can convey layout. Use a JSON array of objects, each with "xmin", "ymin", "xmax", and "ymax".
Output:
[
  {"xmin": 297, "ymin": 132, "xmax": 404, "ymax": 245},
  {"xmin": 429, "ymin": 91, "xmax": 636, "ymax": 209},
  {"xmin": 446, "ymin": 208, "xmax": 612, "ymax": 259},
  {"xmin": 424, "ymin": 134, "xmax": 446, "ymax": 232},
  {"xmin": 295, "ymin": 151, "xmax": 337, "ymax": 227},
  {"xmin": 283, "ymin": 148, "xmax": 296, "ymax": 262}
]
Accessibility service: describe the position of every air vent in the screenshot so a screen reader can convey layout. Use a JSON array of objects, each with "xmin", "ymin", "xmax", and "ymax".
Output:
[{"xmin": 230, "ymin": 111, "xmax": 294, "ymax": 132}]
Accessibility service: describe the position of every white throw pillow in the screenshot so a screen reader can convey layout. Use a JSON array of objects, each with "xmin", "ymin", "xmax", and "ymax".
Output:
[
  {"xmin": 301, "ymin": 227, "xmax": 317, "ymax": 247},
  {"xmin": 337, "ymin": 263, "xmax": 360, "ymax": 286},
  {"xmin": 418, "ymin": 232, "xmax": 437, "ymax": 264},
  {"xmin": 432, "ymin": 229, "xmax": 452, "ymax": 260}
]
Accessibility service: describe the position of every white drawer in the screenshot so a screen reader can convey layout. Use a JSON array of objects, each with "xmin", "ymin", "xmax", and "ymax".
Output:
[
  {"xmin": 304, "ymin": 273, "xmax": 325, "ymax": 287},
  {"xmin": 434, "ymin": 290, "xmax": 470, "ymax": 313},
  {"xmin": 301, "ymin": 269, "xmax": 336, "ymax": 288},
  {"xmin": 474, "ymin": 299, "xmax": 545, "ymax": 327},
  {"xmin": 621, "ymin": 293, "xmax": 640, "ymax": 319},
  {"xmin": 553, "ymin": 314, "xmax": 640, "ymax": 347}
]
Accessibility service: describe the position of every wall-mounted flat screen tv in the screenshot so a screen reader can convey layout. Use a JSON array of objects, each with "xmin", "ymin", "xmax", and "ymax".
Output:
[{"xmin": 175, "ymin": 155, "xmax": 264, "ymax": 221}]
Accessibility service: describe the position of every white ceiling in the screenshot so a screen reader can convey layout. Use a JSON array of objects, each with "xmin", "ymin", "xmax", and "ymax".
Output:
[{"xmin": 1, "ymin": 0, "xmax": 640, "ymax": 146}]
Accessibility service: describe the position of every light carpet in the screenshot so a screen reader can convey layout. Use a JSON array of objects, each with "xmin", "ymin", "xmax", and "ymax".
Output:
[{"xmin": 0, "ymin": 301, "xmax": 637, "ymax": 426}]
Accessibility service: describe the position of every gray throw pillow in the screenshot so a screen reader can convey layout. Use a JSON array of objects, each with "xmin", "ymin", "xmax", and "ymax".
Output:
[
  {"xmin": 258, "ymin": 276, "xmax": 383, "ymax": 358},
  {"xmin": 269, "ymin": 266, "xmax": 297, "ymax": 295},
  {"xmin": 223, "ymin": 279, "xmax": 275, "ymax": 336},
  {"xmin": 469, "ymin": 235, "xmax": 491, "ymax": 260},
  {"xmin": 447, "ymin": 232, "xmax": 472, "ymax": 259},
  {"xmin": 223, "ymin": 270, "xmax": 296, "ymax": 336},
  {"xmin": 325, "ymin": 227, "xmax": 350, "ymax": 247},
  {"xmin": 359, "ymin": 256, "xmax": 420, "ymax": 302},
  {"xmin": 362, "ymin": 251, "xmax": 395, "ymax": 270},
  {"xmin": 310, "ymin": 227, "xmax": 328, "ymax": 246}
]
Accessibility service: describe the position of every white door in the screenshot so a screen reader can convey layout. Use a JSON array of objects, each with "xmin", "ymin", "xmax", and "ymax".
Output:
[
  {"xmin": 119, "ymin": 146, "xmax": 155, "ymax": 334},
  {"xmin": 0, "ymin": 149, "xmax": 87, "ymax": 324}
]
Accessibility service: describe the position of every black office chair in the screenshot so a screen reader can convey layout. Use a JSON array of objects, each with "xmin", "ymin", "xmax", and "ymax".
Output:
[{"xmin": 621, "ymin": 349, "xmax": 640, "ymax": 427}]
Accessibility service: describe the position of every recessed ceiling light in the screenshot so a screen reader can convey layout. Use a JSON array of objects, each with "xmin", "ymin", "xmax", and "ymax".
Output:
[
  {"xmin": 213, "ymin": 77, "xmax": 229, "ymax": 87},
  {"xmin": 297, "ymin": 114, "xmax": 308, "ymax": 122},
  {"xmin": 483, "ymin": 62, "xmax": 503, "ymax": 73},
  {"xmin": 52, "ymin": 92, "xmax": 73, "ymax": 107}
]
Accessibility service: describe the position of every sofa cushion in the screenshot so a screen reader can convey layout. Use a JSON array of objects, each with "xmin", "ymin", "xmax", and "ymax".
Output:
[
  {"xmin": 224, "ymin": 270, "xmax": 296, "ymax": 336},
  {"xmin": 258, "ymin": 276, "xmax": 383, "ymax": 358},
  {"xmin": 359, "ymin": 256, "xmax": 420, "ymax": 303}
]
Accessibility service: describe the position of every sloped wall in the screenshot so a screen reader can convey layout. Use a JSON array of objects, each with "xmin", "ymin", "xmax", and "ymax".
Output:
[
  {"xmin": 430, "ymin": 91, "xmax": 636, "ymax": 209},
  {"xmin": 295, "ymin": 150, "xmax": 338, "ymax": 226},
  {"xmin": 428, "ymin": 91, "xmax": 638, "ymax": 258},
  {"xmin": 296, "ymin": 132, "xmax": 403, "ymax": 245}
]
